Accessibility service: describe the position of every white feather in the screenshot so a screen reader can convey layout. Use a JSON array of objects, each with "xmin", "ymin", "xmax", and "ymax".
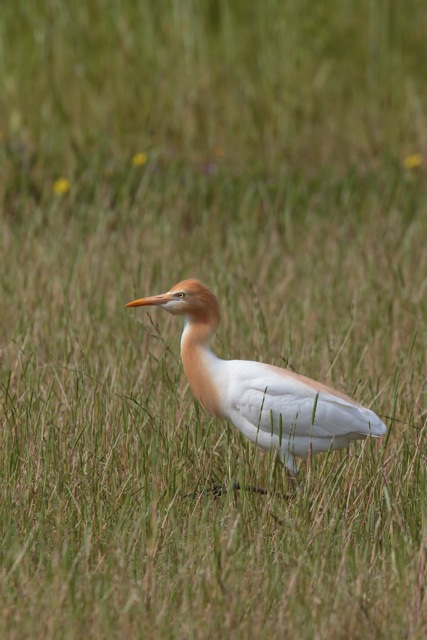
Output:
[
  {"xmin": 127, "ymin": 279, "xmax": 387, "ymax": 477},
  {"xmin": 215, "ymin": 360, "xmax": 386, "ymax": 474}
]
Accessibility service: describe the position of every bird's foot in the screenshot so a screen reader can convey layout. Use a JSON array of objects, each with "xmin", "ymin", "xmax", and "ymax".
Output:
[
  {"xmin": 183, "ymin": 483, "xmax": 225, "ymax": 500},
  {"xmin": 184, "ymin": 481, "xmax": 292, "ymax": 500}
]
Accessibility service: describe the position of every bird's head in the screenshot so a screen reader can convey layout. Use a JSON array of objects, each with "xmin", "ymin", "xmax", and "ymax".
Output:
[{"xmin": 126, "ymin": 279, "xmax": 221, "ymax": 326}]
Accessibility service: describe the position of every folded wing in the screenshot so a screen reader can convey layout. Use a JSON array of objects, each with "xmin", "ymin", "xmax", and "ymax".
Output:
[{"xmin": 223, "ymin": 360, "xmax": 386, "ymax": 445}]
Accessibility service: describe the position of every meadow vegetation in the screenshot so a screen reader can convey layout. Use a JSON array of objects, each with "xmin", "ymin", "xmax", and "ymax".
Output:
[{"xmin": 0, "ymin": 1, "xmax": 427, "ymax": 637}]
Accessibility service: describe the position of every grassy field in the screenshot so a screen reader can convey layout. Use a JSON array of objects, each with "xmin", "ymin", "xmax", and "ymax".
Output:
[{"xmin": 1, "ymin": 1, "xmax": 427, "ymax": 637}]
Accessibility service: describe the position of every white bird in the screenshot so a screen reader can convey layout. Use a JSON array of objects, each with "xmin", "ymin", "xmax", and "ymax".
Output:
[{"xmin": 126, "ymin": 279, "xmax": 386, "ymax": 476}]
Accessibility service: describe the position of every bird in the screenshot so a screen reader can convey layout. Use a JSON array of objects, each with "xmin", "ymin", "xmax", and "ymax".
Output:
[{"xmin": 126, "ymin": 279, "xmax": 387, "ymax": 477}]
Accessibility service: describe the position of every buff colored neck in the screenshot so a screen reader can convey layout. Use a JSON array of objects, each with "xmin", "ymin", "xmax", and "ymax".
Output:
[{"xmin": 180, "ymin": 315, "xmax": 224, "ymax": 418}]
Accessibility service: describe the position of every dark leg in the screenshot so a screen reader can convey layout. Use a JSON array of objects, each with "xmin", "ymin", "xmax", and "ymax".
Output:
[{"xmin": 184, "ymin": 480, "xmax": 291, "ymax": 500}]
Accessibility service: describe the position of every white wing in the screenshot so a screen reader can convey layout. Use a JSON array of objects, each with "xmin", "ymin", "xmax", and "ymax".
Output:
[{"xmin": 220, "ymin": 360, "xmax": 386, "ymax": 458}]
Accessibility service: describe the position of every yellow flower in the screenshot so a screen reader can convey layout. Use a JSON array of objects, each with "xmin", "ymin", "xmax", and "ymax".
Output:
[
  {"xmin": 404, "ymin": 154, "xmax": 422, "ymax": 169},
  {"xmin": 53, "ymin": 178, "xmax": 70, "ymax": 194},
  {"xmin": 132, "ymin": 152, "xmax": 148, "ymax": 167}
]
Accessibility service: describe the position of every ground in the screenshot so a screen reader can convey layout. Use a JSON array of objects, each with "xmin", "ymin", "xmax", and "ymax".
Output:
[{"xmin": 0, "ymin": 1, "xmax": 426, "ymax": 638}]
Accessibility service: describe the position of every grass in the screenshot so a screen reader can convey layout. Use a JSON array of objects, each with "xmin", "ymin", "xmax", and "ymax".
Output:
[{"xmin": 1, "ymin": 0, "xmax": 427, "ymax": 637}]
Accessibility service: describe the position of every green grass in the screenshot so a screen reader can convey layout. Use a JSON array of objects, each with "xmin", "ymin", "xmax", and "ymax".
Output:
[{"xmin": 1, "ymin": 1, "xmax": 427, "ymax": 637}]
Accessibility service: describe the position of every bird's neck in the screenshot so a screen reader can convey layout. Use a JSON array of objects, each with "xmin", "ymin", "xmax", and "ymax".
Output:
[{"xmin": 180, "ymin": 317, "xmax": 224, "ymax": 418}]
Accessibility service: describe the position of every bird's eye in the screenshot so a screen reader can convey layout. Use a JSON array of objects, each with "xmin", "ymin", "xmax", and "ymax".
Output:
[{"xmin": 175, "ymin": 292, "xmax": 185, "ymax": 299}]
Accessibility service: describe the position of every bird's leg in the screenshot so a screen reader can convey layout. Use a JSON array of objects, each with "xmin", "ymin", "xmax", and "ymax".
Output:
[
  {"xmin": 184, "ymin": 480, "xmax": 291, "ymax": 500},
  {"xmin": 185, "ymin": 481, "xmax": 264, "ymax": 499},
  {"xmin": 206, "ymin": 481, "xmax": 291, "ymax": 499},
  {"xmin": 231, "ymin": 481, "xmax": 289, "ymax": 499}
]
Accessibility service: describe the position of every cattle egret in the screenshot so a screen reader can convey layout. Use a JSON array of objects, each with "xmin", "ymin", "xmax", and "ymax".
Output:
[{"xmin": 126, "ymin": 279, "xmax": 386, "ymax": 476}]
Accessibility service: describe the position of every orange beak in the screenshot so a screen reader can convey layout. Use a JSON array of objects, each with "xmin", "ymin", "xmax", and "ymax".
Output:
[{"xmin": 125, "ymin": 292, "xmax": 171, "ymax": 308}]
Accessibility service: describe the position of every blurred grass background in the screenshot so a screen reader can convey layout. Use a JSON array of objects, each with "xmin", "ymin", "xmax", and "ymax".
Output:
[{"xmin": 1, "ymin": 1, "xmax": 427, "ymax": 638}]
